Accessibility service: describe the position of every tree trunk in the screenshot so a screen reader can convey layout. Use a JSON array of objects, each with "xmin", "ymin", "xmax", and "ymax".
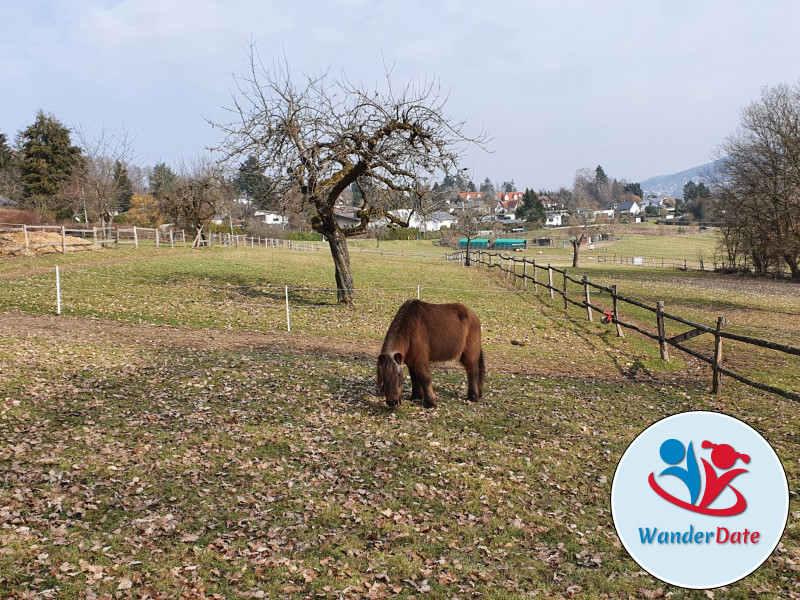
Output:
[
  {"xmin": 327, "ymin": 227, "xmax": 355, "ymax": 304},
  {"xmin": 572, "ymin": 240, "xmax": 580, "ymax": 268},
  {"xmin": 465, "ymin": 239, "xmax": 472, "ymax": 266}
]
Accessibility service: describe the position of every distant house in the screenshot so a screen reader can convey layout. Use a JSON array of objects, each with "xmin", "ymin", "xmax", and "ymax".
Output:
[
  {"xmin": 457, "ymin": 191, "xmax": 484, "ymax": 203},
  {"xmin": 0, "ymin": 195, "xmax": 16, "ymax": 206},
  {"xmin": 371, "ymin": 209, "xmax": 458, "ymax": 233},
  {"xmin": 426, "ymin": 211, "xmax": 459, "ymax": 231},
  {"xmin": 254, "ymin": 210, "xmax": 289, "ymax": 227},
  {"xmin": 617, "ymin": 201, "xmax": 642, "ymax": 216},
  {"xmin": 334, "ymin": 208, "xmax": 362, "ymax": 229},
  {"xmin": 545, "ymin": 211, "xmax": 568, "ymax": 227},
  {"xmin": 494, "ymin": 192, "xmax": 522, "ymax": 217}
]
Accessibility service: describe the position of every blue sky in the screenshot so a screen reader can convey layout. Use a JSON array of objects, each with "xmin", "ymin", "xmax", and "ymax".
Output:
[{"xmin": 3, "ymin": 0, "xmax": 800, "ymax": 189}]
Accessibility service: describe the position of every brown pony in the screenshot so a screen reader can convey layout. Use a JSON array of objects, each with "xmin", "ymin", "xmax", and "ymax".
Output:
[{"xmin": 377, "ymin": 300, "xmax": 485, "ymax": 408}]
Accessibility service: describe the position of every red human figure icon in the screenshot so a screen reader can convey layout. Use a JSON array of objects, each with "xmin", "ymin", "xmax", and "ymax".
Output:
[{"xmin": 698, "ymin": 441, "xmax": 750, "ymax": 512}]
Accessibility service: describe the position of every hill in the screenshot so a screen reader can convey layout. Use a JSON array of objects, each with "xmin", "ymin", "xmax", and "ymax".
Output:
[{"xmin": 640, "ymin": 160, "xmax": 720, "ymax": 199}]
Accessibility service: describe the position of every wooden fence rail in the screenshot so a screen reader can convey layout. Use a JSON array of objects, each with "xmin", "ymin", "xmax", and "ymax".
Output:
[
  {"xmin": 448, "ymin": 249, "xmax": 800, "ymax": 403},
  {"xmin": 0, "ymin": 223, "xmax": 324, "ymax": 254}
]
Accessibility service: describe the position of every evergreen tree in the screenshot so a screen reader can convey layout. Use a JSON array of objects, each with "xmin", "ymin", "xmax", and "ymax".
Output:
[
  {"xmin": 18, "ymin": 111, "xmax": 83, "ymax": 199},
  {"xmin": 0, "ymin": 131, "xmax": 12, "ymax": 170},
  {"xmin": 0, "ymin": 130, "xmax": 19, "ymax": 201},
  {"xmin": 516, "ymin": 188, "xmax": 546, "ymax": 224},
  {"xmin": 113, "ymin": 161, "xmax": 134, "ymax": 212},
  {"xmin": 623, "ymin": 182, "xmax": 643, "ymax": 198},
  {"xmin": 595, "ymin": 165, "xmax": 608, "ymax": 184},
  {"xmin": 683, "ymin": 181, "xmax": 698, "ymax": 201},
  {"xmin": 150, "ymin": 163, "xmax": 177, "ymax": 197},
  {"xmin": 234, "ymin": 155, "xmax": 271, "ymax": 207},
  {"xmin": 501, "ymin": 180, "xmax": 516, "ymax": 193}
]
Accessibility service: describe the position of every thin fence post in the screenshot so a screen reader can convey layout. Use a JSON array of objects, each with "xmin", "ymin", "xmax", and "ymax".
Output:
[
  {"xmin": 562, "ymin": 269, "xmax": 568, "ymax": 310},
  {"xmin": 612, "ymin": 285, "xmax": 624, "ymax": 338},
  {"xmin": 712, "ymin": 316, "xmax": 726, "ymax": 394},
  {"xmin": 170, "ymin": 230, "xmax": 174, "ymax": 248},
  {"xmin": 155, "ymin": 228, "xmax": 160, "ymax": 248},
  {"xmin": 285, "ymin": 286, "xmax": 291, "ymax": 333},
  {"xmin": 657, "ymin": 300, "xmax": 669, "ymax": 362},
  {"xmin": 533, "ymin": 259, "xmax": 538, "ymax": 291},
  {"xmin": 583, "ymin": 275, "xmax": 592, "ymax": 322},
  {"xmin": 523, "ymin": 259, "xmax": 527, "ymax": 287},
  {"xmin": 56, "ymin": 266, "xmax": 61, "ymax": 315},
  {"xmin": 133, "ymin": 226, "xmax": 139, "ymax": 249},
  {"xmin": 23, "ymin": 224, "xmax": 29, "ymax": 250},
  {"xmin": 92, "ymin": 227, "xmax": 97, "ymax": 246},
  {"xmin": 548, "ymin": 265, "xmax": 554, "ymax": 300},
  {"xmin": 182, "ymin": 230, "xmax": 186, "ymax": 245},
  {"xmin": 61, "ymin": 226, "xmax": 67, "ymax": 254}
]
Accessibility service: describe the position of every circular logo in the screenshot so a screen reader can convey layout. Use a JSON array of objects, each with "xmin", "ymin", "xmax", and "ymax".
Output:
[{"xmin": 611, "ymin": 411, "xmax": 789, "ymax": 589}]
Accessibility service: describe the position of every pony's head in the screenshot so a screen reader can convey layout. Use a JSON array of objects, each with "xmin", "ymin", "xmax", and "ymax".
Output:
[{"xmin": 377, "ymin": 352, "xmax": 404, "ymax": 407}]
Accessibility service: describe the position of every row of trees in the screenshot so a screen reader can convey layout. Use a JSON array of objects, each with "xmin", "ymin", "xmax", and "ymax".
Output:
[
  {"xmin": 0, "ymin": 113, "xmax": 258, "ymax": 238},
  {"xmin": 713, "ymin": 82, "xmax": 800, "ymax": 279}
]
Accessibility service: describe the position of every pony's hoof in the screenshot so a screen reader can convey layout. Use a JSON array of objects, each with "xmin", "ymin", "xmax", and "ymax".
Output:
[
  {"xmin": 467, "ymin": 393, "xmax": 481, "ymax": 402},
  {"xmin": 423, "ymin": 396, "xmax": 438, "ymax": 409}
]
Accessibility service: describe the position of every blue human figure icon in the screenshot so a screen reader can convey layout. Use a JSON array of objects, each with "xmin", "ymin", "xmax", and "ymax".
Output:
[{"xmin": 658, "ymin": 438, "xmax": 701, "ymax": 505}]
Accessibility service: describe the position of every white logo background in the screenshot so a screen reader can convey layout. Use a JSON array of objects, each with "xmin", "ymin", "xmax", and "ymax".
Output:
[{"xmin": 611, "ymin": 411, "xmax": 789, "ymax": 589}]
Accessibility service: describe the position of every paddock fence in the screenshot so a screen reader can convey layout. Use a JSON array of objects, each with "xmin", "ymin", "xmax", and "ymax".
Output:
[
  {"xmin": 0, "ymin": 223, "xmax": 325, "ymax": 253},
  {"xmin": 448, "ymin": 249, "xmax": 800, "ymax": 403}
]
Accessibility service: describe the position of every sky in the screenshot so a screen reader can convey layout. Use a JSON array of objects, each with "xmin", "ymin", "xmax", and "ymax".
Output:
[{"xmin": 3, "ymin": 0, "xmax": 800, "ymax": 190}]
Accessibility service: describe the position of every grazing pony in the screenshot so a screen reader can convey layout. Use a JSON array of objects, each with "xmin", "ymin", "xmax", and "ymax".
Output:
[{"xmin": 377, "ymin": 300, "xmax": 484, "ymax": 408}]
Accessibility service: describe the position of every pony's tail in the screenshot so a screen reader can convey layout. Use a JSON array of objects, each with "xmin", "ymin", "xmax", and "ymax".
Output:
[{"xmin": 478, "ymin": 349, "xmax": 486, "ymax": 389}]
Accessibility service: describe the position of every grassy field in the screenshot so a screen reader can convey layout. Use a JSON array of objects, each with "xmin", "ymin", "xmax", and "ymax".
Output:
[{"xmin": 0, "ymin": 242, "xmax": 798, "ymax": 599}]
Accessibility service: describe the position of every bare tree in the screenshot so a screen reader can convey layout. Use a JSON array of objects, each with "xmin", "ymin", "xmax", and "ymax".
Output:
[
  {"xmin": 457, "ymin": 203, "xmax": 492, "ymax": 266},
  {"xmin": 159, "ymin": 157, "xmax": 234, "ymax": 243},
  {"xmin": 75, "ymin": 126, "xmax": 138, "ymax": 231},
  {"xmin": 568, "ymin": 211, "xmax": 593, "ymax": 268},
  {"xmin": 212, "ymin": 47, "xmax": 487, "ymax": 303},
  {"xmin": 713, "ymin": 82, "xmax": 800, "ymax": 278}
]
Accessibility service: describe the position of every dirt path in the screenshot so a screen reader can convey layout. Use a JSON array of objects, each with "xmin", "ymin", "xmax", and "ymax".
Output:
[{"xmin": 0, "ymin": 310, "xmax": 716, "ymax": 392}]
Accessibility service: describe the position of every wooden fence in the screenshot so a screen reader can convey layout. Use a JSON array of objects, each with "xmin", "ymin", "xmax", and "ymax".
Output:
[
  {"xmin": 0, "ymin": 223, "xmax": 323, "ymax": 253},
  {"xmin": 449, "ymin": 249, "xmax": 800, "ymax": 403}
]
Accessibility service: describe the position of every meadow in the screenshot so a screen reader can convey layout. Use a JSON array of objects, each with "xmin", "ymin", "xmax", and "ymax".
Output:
[{"xmin": 0, "ymin": 238, "xmax": 798, "ymax": 599}]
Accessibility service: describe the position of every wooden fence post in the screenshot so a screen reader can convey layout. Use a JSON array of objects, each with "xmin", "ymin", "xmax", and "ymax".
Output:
[
  {"xmin": 712, "ymin": 316, "xmax": 726, "ymax": 394},
  {"xmin": 61, "ymin": 226, "xmax": 67, "ymax": 254},
  {"xmin": 23, "ymin": 224, "xmax": 29, "ymax": 250},
  {"xmin": 548, "ymin": 265, "xmax": 554, "ymax": 300},
  {"xmin": 170, "ymin": 230, "xmax": 174, "ymax": 248},
  {"xmin": 583, "ymin": 276, "xmax": 593, "ymax": 322},
  {"xmin": 523, "ymin": 259, "xmax": 527, "ymax": 287},
  {"xmin": 155, "ymin": 228, "xmax": 160, "ymax": 248},
  {"xmin": 133, "ymin": 226, "xmax": 139, "ymax": 249},
  {"xmin": 657, "ymin": 300, "xmax": 669, "ymax": 361},
  {"xmin": 562, "ymin": 269, "xmax": 568, "ymax": 310},
  {"xmin": 533, "ymin": 259, "xmax": 538, "ymax": 291},
  {"xmin": 92, "ymin": 227, "xmax": 97, "ymax": 245},
  {"xmin": 612, "ymin": 285, "xmax": 624, "ymax": 338}
]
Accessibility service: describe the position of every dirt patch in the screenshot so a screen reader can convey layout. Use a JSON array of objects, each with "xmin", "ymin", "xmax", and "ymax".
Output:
[
  {"xmin": 0, "ymin": 231, "xmax": 99, "ymax": 257},
  {"xmin": 0, "ymin": 310, "xmax": 714, "ymax": 391}
]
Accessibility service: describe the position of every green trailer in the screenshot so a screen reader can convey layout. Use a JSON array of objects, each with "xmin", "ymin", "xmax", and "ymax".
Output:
[
  {"xmin": 493, "ymin": 238, "xmax": 527, "ymax": 250},
  {"xmin": 459, "ymin": 238, "xmax": 490, "ymax": 249}
]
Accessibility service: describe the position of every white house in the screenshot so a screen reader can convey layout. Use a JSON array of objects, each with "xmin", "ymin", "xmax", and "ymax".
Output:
[
  {"xmin": 254, "ymin": 210, "xmax": 289, "ymax": 227},
  {"xmin": 617, "ymin": 201, "xmax": 642, "ymax": 216},
  {"xmin": 545, "ymin": 211, "xmax": 568, "ymax": 227},
  {"xmin": 425, "ymin": 211, "xmax": 459, "ymax": 231}
]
